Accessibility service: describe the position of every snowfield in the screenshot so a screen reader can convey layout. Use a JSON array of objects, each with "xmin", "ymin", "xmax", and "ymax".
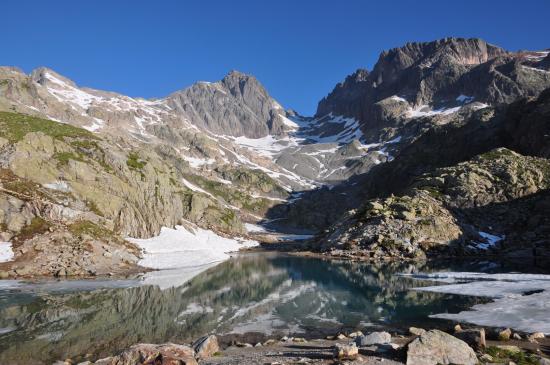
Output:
[
  {"xmin": 128, "ymin": 224, "xmax": 258, "ymax": 289},
  {"xmin": 0, "ymin": 242, "xmax": 14, "ymax": 263},
  {"xmin": 403, "ymin": 271, "xmax": 550, "ymax": 334}
]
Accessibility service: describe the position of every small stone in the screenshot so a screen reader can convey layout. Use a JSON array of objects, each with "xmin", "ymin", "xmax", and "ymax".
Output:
[
  {"xmin": 293, "ymin": 337, "xmax": 307, "ymax": 343},
  {"xmin": 255, "ymin": 342, "xmax": 262, "ymax": 347},
  {"xmin": 529, "ymin": 332, "xmax": 546, "ymax": 341},
  {"xmin": 349, "ymin": 331, "xmax": 364, "ymax": 338},
  {"xmin": 326, "ymin": 335, "xmax": 335, "ymax": 340},
  {"xmin": 513, "ymin": 333, "xmax": 522, "ymax": 340},
  {"xmin": 236, "ymin": 342, "xmax": 253, "ymax": 348},
  {"xmin": 454, "ymin": 324, "xmax": 463, "ymax": 333},
  {"xmin": 355, "ymin": 331, "xmax": 391, "ymax": 346},
  {"xmin": 336, "ymin": 333, "xmax": 347, "ymax": 340},
  {"xmin": 333, "ymin": 343, "xmax": 358, "ymax": 360},
  {"xmin": 499, "ymin": 328, "xmax": 512, "ymax": 341},
  {"xmin": 454, "ymin": 328, "xmax": 486, "ymax": 351},
  {"xmin": 264, "ymin": 339, "xmax": 277, "ymax": 346},
  {"xmin": 480, "ymin": 354, "xmax": 494, "ymax": 362},
  {"xmin": 367, "ymin": 201, "xmax": 384, "ymax": 211},
  {"xmin": 409, "ymin": 327, "xmax": 426, "ymax": 336}
]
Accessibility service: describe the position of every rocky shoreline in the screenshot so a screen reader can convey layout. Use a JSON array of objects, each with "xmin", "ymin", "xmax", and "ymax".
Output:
[{"xmin": 52, "ymin": 325, "xmax": 549, "ymax": 365}]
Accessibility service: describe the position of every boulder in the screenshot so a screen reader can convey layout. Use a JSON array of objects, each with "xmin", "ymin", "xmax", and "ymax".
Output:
[
  {"xmin": 406, "ymin": 330, "xmax": 477, "ymax": 365},
  {"xmin": 529, "ymin": 332, "xmax": 546, "ymax": 342},
  {"xmin": 409, "ymin": 327, "xmax": 426, "ymax": 336},
  {"xmin": 498, "ymin": 328, "xmax": 512, "ymax": 341},
  {"xmin": 334, "ymin": 343, "xmax": 358, "ymax": 360},
  {"xmin": 106, "ymin": 343, "xmax": 197, "ymax": 365},
  {"xmin": 193, "ymin": 335, "xmax": 219, "ymax": 359},
  {"xmin": 454, "ymin": 328, "xmax": 486, "ymax": 351},
  {"xmin": 355, "ymin": 331, "xmax": 392, "ymax": 346}
]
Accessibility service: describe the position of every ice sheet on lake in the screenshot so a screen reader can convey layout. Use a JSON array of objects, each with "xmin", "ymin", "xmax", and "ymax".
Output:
[{"xmin": 404, "ymin": 271, "xmax": 550, "ymax": 334}]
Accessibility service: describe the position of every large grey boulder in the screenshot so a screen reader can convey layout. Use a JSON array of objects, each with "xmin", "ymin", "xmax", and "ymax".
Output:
[{"xmin": 406, "ymin": 330, "xmax": 477, "ymax": 365}]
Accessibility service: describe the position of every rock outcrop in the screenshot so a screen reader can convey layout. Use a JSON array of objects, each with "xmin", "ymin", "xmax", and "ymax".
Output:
[{"xmin": 406, "ymin": 330, "xmax": 477, "ymax": 365}]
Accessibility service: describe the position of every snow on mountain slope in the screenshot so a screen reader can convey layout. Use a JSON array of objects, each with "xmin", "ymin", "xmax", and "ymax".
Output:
[{"xmin": 0, "ymin": 66, "xmax": 396, "ymax": 191}]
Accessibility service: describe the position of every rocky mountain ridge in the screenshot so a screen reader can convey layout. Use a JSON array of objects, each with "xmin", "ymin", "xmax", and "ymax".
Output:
[{"xmin": 1, "ymin": 36, "xmax": 549, "ymax": 277}]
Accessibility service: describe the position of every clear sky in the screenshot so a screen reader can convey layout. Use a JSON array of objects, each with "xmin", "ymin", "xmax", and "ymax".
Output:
[{"xmin": 3, "ymin": 0, "xmax": 549, "ymax": 115}]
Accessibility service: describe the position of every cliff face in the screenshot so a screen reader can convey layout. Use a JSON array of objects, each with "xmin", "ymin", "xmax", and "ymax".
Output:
[
  {"xmin": 314, "ymin": 89, "xmax": 550, "ymax": 261},
  {"xmin": 167, "ymin": 70, "xmax": 290, "ymax": 139},
  {"xmin": 316, "ymin": 38, "xmax": 550, "ymax": 140}
]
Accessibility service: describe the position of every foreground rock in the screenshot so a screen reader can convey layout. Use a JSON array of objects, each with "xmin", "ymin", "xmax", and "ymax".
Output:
[
  {"xmin": 406, "ymin": 330, "xmax": 477, "ymax": 365},
  {"xmin": 193, "ymin": 335, "xmax": 219, "ymax": 359},
  {"xmin": 334, "ymin": 343, "xmax": 359, "ymax": 360},
  {"xmin": 355, "ymin": 331, "xmax": 392, "ymax": 346},
  {"xmin": 93, "ymin": 343, "xmax": 197, "ymax": 365},
  {"xmin": 454, "ymin": 328, "xmax": 486, "ymax": 351}
]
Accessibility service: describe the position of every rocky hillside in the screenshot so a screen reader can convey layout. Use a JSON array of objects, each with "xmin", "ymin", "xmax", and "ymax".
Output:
[{"xmin": 314, "ymin": 88, "xmax": 550, "ymax": 261}]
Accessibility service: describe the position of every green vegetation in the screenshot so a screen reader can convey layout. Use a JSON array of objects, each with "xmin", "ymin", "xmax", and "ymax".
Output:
[
  {"xmin": 126, "ymin": 152, "xmax": 147, "ymax": 170},
  {"xmin": 484, "ymin": 346, "xmax": 539, "ymax": 365},
  {"xmin": 85, "ymin": 200, "xmax": 103, "ymax": 216},
  {"xmin": 68, "ymin": 220, "xmax": 115, "ymax": 240},
  {"xmin": 16, "ymin": 217, "xmax": 51, "ymax": 242},
  {"xmin": 53, "ymin": 151, "xmax": 85, "ymax": 166},
  {"xmin": 0, "ymin": 111, "xmax": 97, "ymax": 143}
]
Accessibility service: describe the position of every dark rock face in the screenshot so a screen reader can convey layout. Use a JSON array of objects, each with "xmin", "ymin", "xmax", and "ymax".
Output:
[
  {"xmin": 316, "ymin": 38, "xmax": 550, "ymax": 140},
  {"xmin": 167, "ymin": 70, "xmax": 288, "ymax": 138},
  {"xmin": 302, "ymin": 89, "xmax": 550, "ymax": 259}
]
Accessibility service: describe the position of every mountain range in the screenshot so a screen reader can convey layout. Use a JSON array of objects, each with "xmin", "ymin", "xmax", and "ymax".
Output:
[{"xmin": 0, "ymin": 37, "xmax": 549, "ymax": 277}]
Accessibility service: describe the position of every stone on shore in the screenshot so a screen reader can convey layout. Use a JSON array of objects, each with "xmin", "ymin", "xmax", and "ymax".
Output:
[
  {"xmin": 193, "ymin": 335, "xmax": 219, "ymax": 359},
  {"xmin": 454, "ymin": 328, "xmax": 486, "ymax": 351},
  {"xmin": 334, "ymin": 343, "xmax": 358, "ymax": 360},
  {"xmin": 406, "ymin": 330, "xmax": 477, "ymax": 365},
  {"xmin": 98, "ymin": 343, "xmax": 197, "ymax": 365},
  {"xmin": 355, "ymin": 331, "xmax": 392, "ymax": 346},
  {"xmin": 498, "ymin": 328, "xmax": 512, "ymax": 341}
]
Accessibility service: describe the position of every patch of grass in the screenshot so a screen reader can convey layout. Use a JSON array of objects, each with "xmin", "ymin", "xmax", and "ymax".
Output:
[
  {"xmin": 53, "ymin": 151, "xmax": 85, "ymax": 166},
  {"xmin": 485, "ymin": 346, "xmax": 539, "ymax": 365},
  {"xmin": 70, "ymin": 140, "xmax": 113, "ymax": 172},
  {"xmin": 0, "ymin": 111, "xmax": 97, "ymax": 143},
  {"xmin": 126, "ymin": 152, "xmax": 147, "ymax": 170},
  {"xmin": 68, "ymin": 220, "xmax": 114, "ymax": 240},
  {"xmin": 86, "ymin": 200, "xmax": 103, "ymax": 216},
  {"xmin": 3, "ymin": 179, "xmax": 38, "ymax": 197},
  {"xmin": 16, "ymin": 217, "xmax": 51, "ymax": 242}
]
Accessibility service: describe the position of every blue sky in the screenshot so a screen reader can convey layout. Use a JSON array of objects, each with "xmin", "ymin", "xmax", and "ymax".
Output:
[{"xmin": 3, "ymin": 0, "xmax": 549, "ymax": 115}]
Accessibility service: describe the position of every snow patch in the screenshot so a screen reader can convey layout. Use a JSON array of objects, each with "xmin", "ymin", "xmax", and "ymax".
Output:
[
  {"xmin": 456, "ymin": 95, "xmax": 474, "ymax": 103},
  {"xmin": 472, "ymin": 231, "xmax": 504, "ymax": 250},
  {"xmin": 128, "ymin": 224, "xmax": 258, "ymax": 289},
  {"xmin": 0, "ymin": 242, "xmax": 14, "ymax": 263},
  {"xmin": 43, "ymin": 181, "xmax": 71, "ymax": 192}
]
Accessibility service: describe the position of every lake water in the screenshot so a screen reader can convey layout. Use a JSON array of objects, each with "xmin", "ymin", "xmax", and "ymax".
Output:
[{"xmin": 0, "ymin": 253, "xmax": 545, "ymax": 364}]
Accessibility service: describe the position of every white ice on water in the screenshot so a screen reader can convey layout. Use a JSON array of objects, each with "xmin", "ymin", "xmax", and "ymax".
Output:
[
  {"xmin": 403, "ymin": 271, "xmax": 550, "ymax": 334},
  {"xmin": 128, "ymin": 224, "xmax": 258, "ymax": 289}
]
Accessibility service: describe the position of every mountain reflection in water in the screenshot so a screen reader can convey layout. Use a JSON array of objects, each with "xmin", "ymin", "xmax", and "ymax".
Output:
[{"xmin": 0, "ymin": 253, "xmax": 501, "ymax": 365}]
